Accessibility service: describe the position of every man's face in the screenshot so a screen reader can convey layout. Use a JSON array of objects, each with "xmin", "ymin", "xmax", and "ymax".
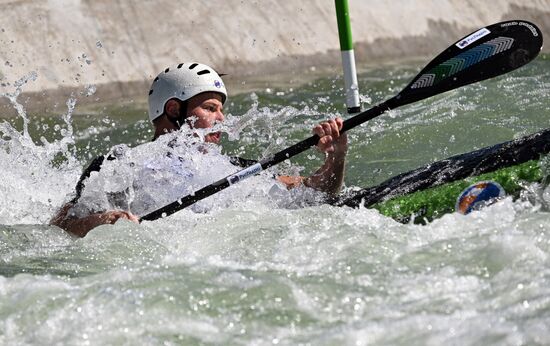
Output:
[{"xmin": 186, "ymin": 92, "xmax": 225, "ymax": 144}]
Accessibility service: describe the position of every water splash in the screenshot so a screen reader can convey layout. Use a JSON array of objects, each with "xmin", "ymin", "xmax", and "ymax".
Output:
[
  {"xmin": 0, "ymin": 73, "xmax": 81, "ymax": 224},
  {"xmin": 69, "ymin": 125, "xmax": 323, "ymax": 219},
  {"xmin": 0, "ymin": 71, "xmax": 38, "ymax": 138}
]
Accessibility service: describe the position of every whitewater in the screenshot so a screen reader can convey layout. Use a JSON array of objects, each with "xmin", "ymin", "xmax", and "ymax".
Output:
[{"xmin": 1, "ymin": 55, "xmax": 549, "ymax": 345}]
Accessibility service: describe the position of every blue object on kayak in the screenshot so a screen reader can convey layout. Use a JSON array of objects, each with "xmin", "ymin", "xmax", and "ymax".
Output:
[{"xmin": 456, "ymin": 181, "xmax": 506, "ymax": 214}]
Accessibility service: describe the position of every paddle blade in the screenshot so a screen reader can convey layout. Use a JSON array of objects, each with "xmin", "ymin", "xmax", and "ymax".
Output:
[{"xmin": 394, "ymin": 20, "xmax": 543, "ymax": 106}]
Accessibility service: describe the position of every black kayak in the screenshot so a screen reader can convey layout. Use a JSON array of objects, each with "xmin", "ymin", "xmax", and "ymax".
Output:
[{"xmin": 329, "ymin": 128, "xmax": 550, "ymax": 223}]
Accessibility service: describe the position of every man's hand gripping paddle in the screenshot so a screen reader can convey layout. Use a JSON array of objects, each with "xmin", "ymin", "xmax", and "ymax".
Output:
[{"xmin": 140, "ymin": 20, "xmax": 543, "ymax": 222}]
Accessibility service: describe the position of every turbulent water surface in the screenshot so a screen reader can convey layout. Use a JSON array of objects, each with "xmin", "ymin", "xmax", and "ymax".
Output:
[{"xmin": 1, "ymin": 54, "xmax": 549, "ymax": 345}]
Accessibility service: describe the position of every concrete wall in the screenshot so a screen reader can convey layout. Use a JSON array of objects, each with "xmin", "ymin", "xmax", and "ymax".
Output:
[{"xmin": 0, "ymin": 0, "xmax": 548, "ymax": 110}]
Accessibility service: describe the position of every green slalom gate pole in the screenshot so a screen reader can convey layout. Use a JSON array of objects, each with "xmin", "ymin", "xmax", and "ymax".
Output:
[{"xmin": 335, "ymin": 0, "xmax": 361, "ymax": 114}]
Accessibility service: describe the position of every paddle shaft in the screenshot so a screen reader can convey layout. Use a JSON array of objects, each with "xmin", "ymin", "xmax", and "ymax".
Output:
[{"xmin": 139, "ymin": 100, "xmax": 394, "ymax": 221}]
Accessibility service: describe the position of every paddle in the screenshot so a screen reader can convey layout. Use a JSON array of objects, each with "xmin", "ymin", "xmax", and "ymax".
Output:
[{"xmin": 140, "ymin": 19, "xmax": 543, "ymax": 222}]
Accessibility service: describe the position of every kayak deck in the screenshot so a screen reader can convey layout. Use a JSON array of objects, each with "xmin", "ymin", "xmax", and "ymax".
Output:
[
  {"xmin": 331, "ymin": 128, "xmax": 550, "ymax": 223},
  {"xmin": 374, "ymin": 159, "xmax": 543, "ymax": 223}
]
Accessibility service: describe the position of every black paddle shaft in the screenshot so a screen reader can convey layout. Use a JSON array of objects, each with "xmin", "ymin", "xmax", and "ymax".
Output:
[
  {"xmin": 139, "ymin": 102, "xmax": 392, "ymax": 221},
  {"xmin": 140, "ymin": 20, "xmax": 543, "ymax": 222}
]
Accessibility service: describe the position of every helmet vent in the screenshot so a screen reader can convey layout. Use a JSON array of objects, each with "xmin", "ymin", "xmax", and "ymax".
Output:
[
  {"xmin": 154, "ymin": 77, "xmax": 159, "ymax": 82},
  {"xmin": 177, "ymin": 63, "xmax": 184, "ymax": 69},
  {"xmin": 197, "ymin": 69, "xmax": 210, "ymax": 75},
  {"xmin": 164, "ymin": 68, "xmax": 170, "ymax": 73},
  {"xmin": 189, "ymin": 63, "xmax": 198, "ymax": 69},
  {"xmin": 149, "ymin": 89, "xmax": 154, "ymax": 95}
]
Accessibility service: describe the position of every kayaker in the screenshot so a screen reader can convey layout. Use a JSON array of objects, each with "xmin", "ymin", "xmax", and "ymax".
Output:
[{"xmin": 50, "ymin": 62, "xmax": 347, "ymax": 237}]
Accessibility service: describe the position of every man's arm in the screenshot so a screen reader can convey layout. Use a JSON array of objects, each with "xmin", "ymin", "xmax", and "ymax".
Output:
[
  {"xmin": 277, "ymin": 118, "xmax": 347, "ymax": 196},
  {"xmin": 49, "ymin": 155, "xmax": 139, "ymax": 237},
  {"xmin": 50, "ymin": 203, "xmax": 138, "ymax": 237}
]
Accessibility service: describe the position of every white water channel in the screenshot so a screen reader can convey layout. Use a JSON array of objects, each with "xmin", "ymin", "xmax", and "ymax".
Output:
[{"xmin": 1, "ymin": 60, "xmax": 549, "ymax": 345}]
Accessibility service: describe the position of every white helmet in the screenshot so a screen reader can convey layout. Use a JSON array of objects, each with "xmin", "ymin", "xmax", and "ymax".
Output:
[{"xmin": 148, "ymin": 62, "xmax": 227, "ymax": 122}]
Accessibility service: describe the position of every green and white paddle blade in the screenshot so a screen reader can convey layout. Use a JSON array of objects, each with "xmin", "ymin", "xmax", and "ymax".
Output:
[{"xmin": 394, "ymin": 20, "xmax": 543, "ymax": 107}]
